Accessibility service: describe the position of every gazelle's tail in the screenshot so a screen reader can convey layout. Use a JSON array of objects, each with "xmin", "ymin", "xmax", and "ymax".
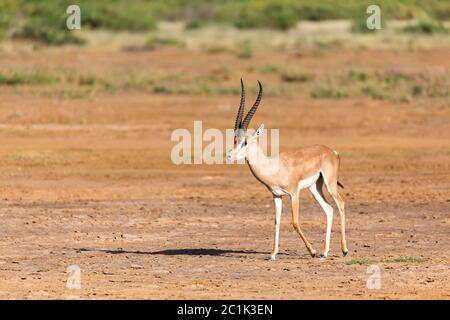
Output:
[{"xmin": 333, "ymin": 150, "xmax": 344, "ymax": 188}]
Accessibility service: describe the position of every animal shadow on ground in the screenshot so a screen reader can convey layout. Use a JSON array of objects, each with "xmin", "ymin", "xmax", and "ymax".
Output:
[
  {"xmin": 70, "ymin": 247, "xmax": 268, "ymax": 257},
  {"xmin": 68, "ymin": 247, "xmax": 312, "ymax": 259}
]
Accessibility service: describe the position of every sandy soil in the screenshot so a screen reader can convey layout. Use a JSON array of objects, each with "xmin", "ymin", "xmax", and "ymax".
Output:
[{"xmin": 0, "ymin": 44, "xmax": 449, "ymax": 299}]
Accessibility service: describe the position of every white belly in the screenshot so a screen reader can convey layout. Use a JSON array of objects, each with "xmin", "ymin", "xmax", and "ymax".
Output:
[
  {"xmin": 298, "ymin": 171, "xmax": 320, "ymax": 190},
  {"xmin": 271, "ymin": 188, "xmax": 288, "ymax": 197},
  {"xmin": 270, "ymin": 172, "xmax": 320, "ymax": 197}
]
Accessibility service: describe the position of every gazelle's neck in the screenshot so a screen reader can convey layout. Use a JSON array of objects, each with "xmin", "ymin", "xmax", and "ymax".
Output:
[{"xmin": 245, "ymin": 139, "xmax": 279, "ymax": 179}]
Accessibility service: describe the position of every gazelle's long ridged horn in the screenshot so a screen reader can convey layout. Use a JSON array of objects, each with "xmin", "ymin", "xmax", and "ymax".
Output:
[
  {"xmin": 234, "ymin": 79, "xmax": 246, "ymax": 133},
  {"xmin": 240, "ymin": 80, "xmax": 262, "ymax": 130}
]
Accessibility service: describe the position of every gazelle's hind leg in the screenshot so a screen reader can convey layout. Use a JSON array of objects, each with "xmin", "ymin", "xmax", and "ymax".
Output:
[
  {"xmin": 322, "ymin": 173, "xmax": 348, "ymax": 256},
  {"xmin": 290, "ymin": 193, "xmax": 316, "ymax": 257},
  {"xmin": 309, "ymin": 177, "xmax": 333, "ymax": 257}
]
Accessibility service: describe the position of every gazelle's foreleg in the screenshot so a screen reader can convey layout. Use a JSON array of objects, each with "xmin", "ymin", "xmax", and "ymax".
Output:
[
  {"xmin": 309, "ymin": 179, "xmax": 333, "ymax": 258},
  {"xmin": 291, "ymin": 194, "xmax": 316, "ymax": 257},
  {"xmin": 270, "ymin": 196, "xmax": 282, "ymax": 260}
]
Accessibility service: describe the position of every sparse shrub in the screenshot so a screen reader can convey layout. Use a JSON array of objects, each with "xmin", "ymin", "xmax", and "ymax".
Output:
[
  {"xmin": 230, "ymin": 0, "xmax": 300, "ymax": 30},
  {"xmin": 216, "ymin": 85, "xmax": 242, "ymax": 95},
  {"xmin": 121, "ymin": 77, "xmax": 155, "ymax": 92},
  {"xmin": 344, "ymin": 256, "xmax": 428, "ymax": 265},
  {"xmin": 281, "ymin": 72, "xmax": 314, "ymax": 83},
  {"xmin": 399, "ymin": 95, "xmax": 412, "ymax": 103},
  {"xmin": 313, "ymin": 38, "xmax": 344, "ymax": 50},
  {"xmin": 268, "ymin": 5, "xmax": 298, "ymax": 30},
  {"xmin": 232, "ymin": 12, "xmax": 262, "ymax": 30},
  {"xmin": 311, "ymin": 87, "xmax": 348, "ymax": 99},
  {"xmin": 344, "ymin": 258, "xmax": 378, "ymax": 265},
  {"xmin": 32, "ymin": 87, "xmax": 99, "ymax": 99},
  {"xmin": 78, "ymin": 75, "xmax": 114, "ymax": 91},
  {"xmin": 18, "ymin": 17, "xmax": 85, "ymax": 45},
  {"xmin": 203, "ymin": 44, "xmax": 229, "ymax": 54},
  {"xmin": 0, "ymin": 0, "xmax": 18, "ymax": 40},
  {"xmin": 259, "ymin": 64, "xmax": 279, "ymax": 74},
  {"xmin": 185, "ymin": 20, "xmax": 209, "ymax": 30},
  {"xmin": 6, "ymin": 0, "xmax": 156, "ymax": 45},
  {"xmin": 0, "ymin": 71, "xmax": 60, "ymax": 85},
  {"xmin": 351, "ymin": 13, "xmax": 385, "ymax": 33},
  {"xmin": 379, "ymin": 72, "xmax": 412, "ymax": 84},
  {"xmin": 13, "ymin": 1, "xmax": 86, "ymax": 45},
  {"xmin": 411, "ymin": 84, "xmax": 423, "ymax": 96},
  {"xmin": 295, "ymin": 4, "xmax": 340, "ymax": 21},
  {"xmin": 234, "ymin": 40, "xmax": 253, "ymax": 59},
  {"xmin": 185, "ymin": 20, "xmax": 202, "ymax": 30},
  {"xmin": 348, "ymin": 70, "xmax": 368, "ymax": 82},
  {"xmin": 361, "ymin": 85, "xmax": 386, "ymax": 100},
  {"xmin": 144, "ymin": 36, "xmax": 185, "ymax": 50},
  {"xmin": 78, "ymin": 75, "xmax": 98, "ymax": 86},
  {"xmin": 311, "ymin": 87, "xmax": 332, "ymax": 98},
  {"xmin": 82, "ymin": 5, "xmax": 157, "ymax": 31},
  {"xmin": 389, "ymin": 256, "xmax": 428, "ymax": 263},
  {"xmin": 403, "ymin": 20, "xmax": 447, "ymax": 34},
  {"xmin": 425, "ymin": 79, "xmax": 449, "ymax": 98},
  {"xmin": 208, "ymin": 66, "xmax": 231, "ymax": 82}
]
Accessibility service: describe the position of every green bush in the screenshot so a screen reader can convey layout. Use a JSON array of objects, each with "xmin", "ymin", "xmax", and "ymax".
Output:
[
  {"xmin": 1, "ymin": 0, "xmax": 450, "ymax": 43},
  {"xmin": 230, "ymin": 2, "xmax": 299, "ymax": 30},
  {"xmin": 185, "ymin": 20, "xmax": 212, "ymax": 30},
  {"xmin": 8, "ymin": 0, "xmax": 157, "ymax": 45},
  {"xmin": 361, "ymin": 85, "xmax": 387, "ymax": 100},
  {"xmin": 351, "ymin": 13, "xmax": 385, "ymax": 33},
  {"xmin": 259, "ymin": 64, "xmax": 279, "ymax": 74},
  {"xmin": 0, "ymin": 0, "xmax": 19, "ymax": 40},
  {"xmin": 18, "ymin": 19, "xmax": 85, "ymax": 45},
  {"xmin": 80, "ymin": 2, "xmax": 157, "ymax": 31},
  {"xmin": 403, "ymin": 20, "xmax": 447, "ymax": 34},
  {"xmin": 144, "ymin": 36, "xmax": 185, "ymax": 50},
  {"xmin": 310, "ymin": 87, "xmax": 348, "ymax": 99},
  {"xmin": 348, "ymin": 70, "xmax": 368, "ymax": 82},
  {"xmin": 0, "ymin": 71, "xmax": 60, "ymax": 86},
  {"xmin": 234, "ymin": 40, "xmax": 253, "ymax": 59},
  {"xmin": 294, "ymin": 3, "xmax": 341, "ymax": 21},
  {"xmin": 13, "ymin": 1, "xmax": 85, "ymax": 45},
  {"xmin": 281, "ymin": 72, "xmax": 314, "ymax": 83}
]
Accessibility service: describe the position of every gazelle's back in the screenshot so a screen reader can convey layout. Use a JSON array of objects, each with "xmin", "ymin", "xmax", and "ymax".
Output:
[{"xmin": 279, "ymin": 145, "xmax": 339, "ymax": 184}]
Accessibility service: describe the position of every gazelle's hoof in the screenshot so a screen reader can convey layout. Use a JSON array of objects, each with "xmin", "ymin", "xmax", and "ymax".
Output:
[
  {"xmin": 310, "ymin": 250, "xmax": 317, "ymax": 258},
  {"xmin": 342, "ymin": 250, "xmax": 348, "ymax": 257},
  {"xmin": 268, "ymin": 254, "xmax": 277, "ymax": 261},
  {"xmin": 319, "ymin": 252, "xmax": 328, "ymax": 258}
]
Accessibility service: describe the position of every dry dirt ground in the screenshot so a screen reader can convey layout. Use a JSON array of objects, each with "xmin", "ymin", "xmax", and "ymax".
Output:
[{"xmin": 0, "ymin": 43, "xmax": 449, "ymax": 299}]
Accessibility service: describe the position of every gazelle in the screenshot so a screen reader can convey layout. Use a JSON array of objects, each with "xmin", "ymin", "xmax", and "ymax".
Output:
[{"xmin": 227, "ymin": 79, "xmax": 348, "ymax": 259}]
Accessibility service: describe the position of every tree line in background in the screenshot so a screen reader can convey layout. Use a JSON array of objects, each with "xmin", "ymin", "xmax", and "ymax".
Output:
[{"xmin": 0, "ymin": 0, "xmax": 449, "ymax": 45}]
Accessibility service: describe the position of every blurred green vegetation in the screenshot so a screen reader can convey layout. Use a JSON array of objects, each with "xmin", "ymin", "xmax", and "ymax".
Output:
[
  {"xmin": 403, "ymin": 19, "xmax": 448, "ymax": 34},
  {"xmin": 343, "ymin": 256, "xmax": 428, "ymax": 265},
  {"xmin": 0, "ymin": 71, "xmax": 60, "ymax": 85},
  {"xmin": 0, "ymin": 0, "xmax": 449, "ymax": 44},
  {"xmin": 1, "ymin": 65, "xmax": 447, "ymax": 104},
  {"xmin": 351, "ymin": 12, "xmax": 386, "ymax": 33},
  {"xmin": 144, "ymin": 35, "xmax": 186, "ymax": 50}
]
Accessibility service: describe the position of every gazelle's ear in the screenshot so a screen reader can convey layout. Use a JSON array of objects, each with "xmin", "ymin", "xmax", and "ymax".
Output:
[{"xmin": 253, "ymin": 123, "xmax": 265, "ymax": 137}]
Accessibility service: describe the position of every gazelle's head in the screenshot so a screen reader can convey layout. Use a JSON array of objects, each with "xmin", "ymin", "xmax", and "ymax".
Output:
[{"xmin": 226, "ymin": 79, "xmax": 264, "ymax": 162}]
